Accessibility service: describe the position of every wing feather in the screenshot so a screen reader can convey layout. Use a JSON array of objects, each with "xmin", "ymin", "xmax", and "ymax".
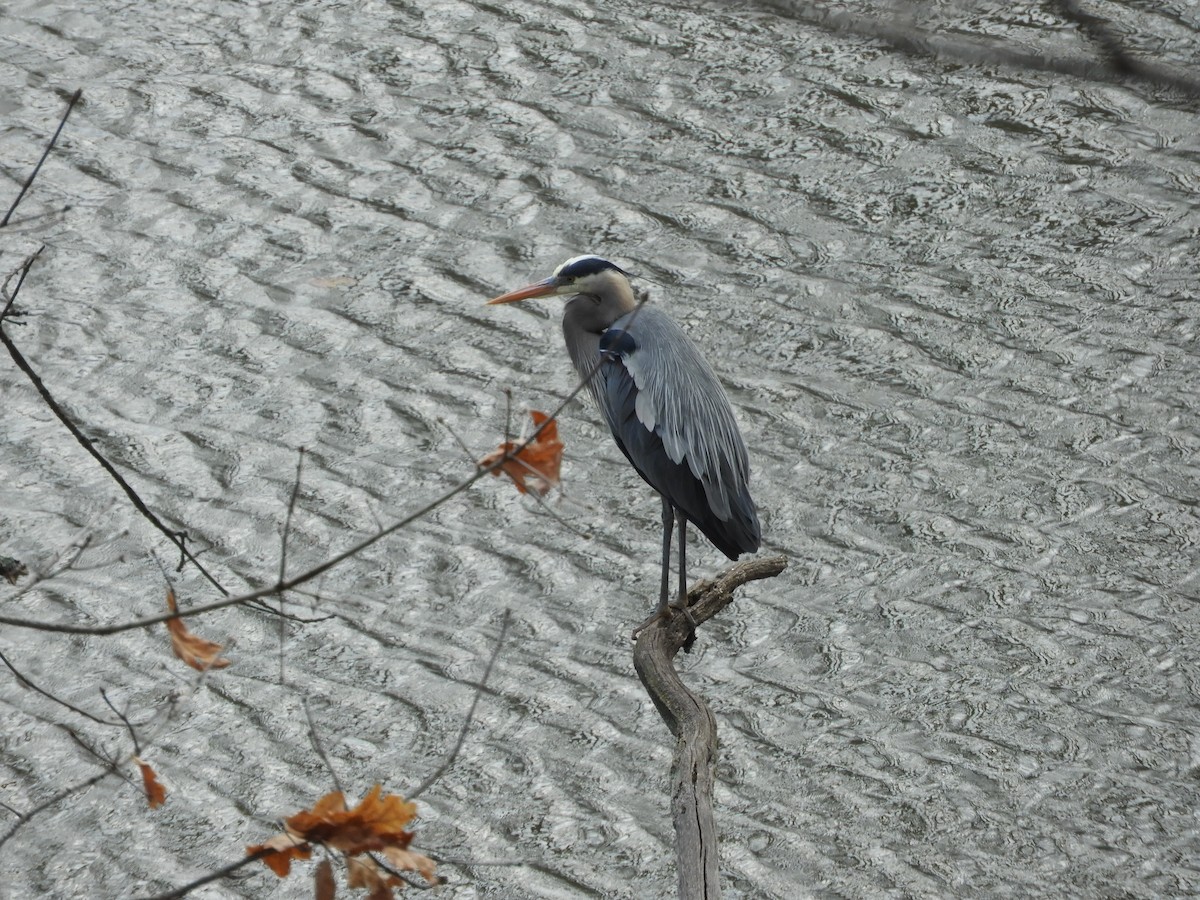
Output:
[{"xmin": 596, "ymin": 309, "xmax": 760, "ymax": 557}]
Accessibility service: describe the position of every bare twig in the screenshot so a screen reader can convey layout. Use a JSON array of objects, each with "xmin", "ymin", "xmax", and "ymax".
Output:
[
  {"xmin": 99, "ymin": 688, "xmax": 140, "ymax": 755},
  {"xmin": 0, "ymin": 260, "xmax": 229, "ymax": 596},
  {"xmin": 59, "ymin": 726, "xmax": 126, "ymax": 775},
  {"xmin": 408, "ymin": 608, "xmax": 511, "ymax": 801},
  {"xmin": 2, "ymin": 527, "xmax": 95, "ymax": 603},
  {"xmin": 502, "ymin": 386, "xmax": 512, "ymax": 445},
  {"xmin": 520, "ymin": 480, "xmax": 591, "ymax": 540},
  {"xmin": 0, "ymin": 245, "xmax": 44, "ymax": 322},
  {"xmin": 278, "ymin": 448, "xmax": 306, "ymax": 684},
  {"xmin": 0, "ymin": 766, "xmax": 114, "ymax": 852},
  {"xmin": 438, "ymin": 417, "xmax": 477, "ymax": 465},
  {"xmin": 0, "ymin": 374, "xmax": 596, "ymax": 636},
  {"xmin": 136, "ymin": 850, "xmax": 270, "ymax": 900},
  {"xmin": 303, "ymin": 698, "xmax": 344, "ymax": 795},
  {"xmin": 279, "ymin": 448, "xmax": 305, "ymax": 585},
  {"xmin": 0, "ymin": 647, "xmax": 122, "ymax": 727},
  {"xmin": 1, "ymin": 88, "xmax": 82, "ymax": 228}
]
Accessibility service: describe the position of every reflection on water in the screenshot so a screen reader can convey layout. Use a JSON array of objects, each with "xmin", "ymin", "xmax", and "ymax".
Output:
[{"xmin": 2, "ymin": 0, "xmax": 1199, "ymax": 896}]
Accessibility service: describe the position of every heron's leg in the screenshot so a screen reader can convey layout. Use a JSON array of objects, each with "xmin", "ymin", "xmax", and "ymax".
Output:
[
  {"xmin": 667, "ymin": 512, "xmax": 697, "ymax": 634},
  {"xmin": 676, "ymin": 511, "xmax": 688, "ymax": 608},
  {"xmin": 632, "ymin": 499, "xmax": 675, "ymax": 639},
  {"xmin": 658, "ymin": 497, "xmax": 674, "ymax": 615},
  {"xmin": 633, "ymin": 499, "xmax": 696, "ymax": 639}
]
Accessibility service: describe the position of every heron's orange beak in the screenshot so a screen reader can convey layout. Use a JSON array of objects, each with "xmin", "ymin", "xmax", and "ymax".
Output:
[{"xmin": 486, "ymin": 276, "xmax": 563, "ymax": 305}]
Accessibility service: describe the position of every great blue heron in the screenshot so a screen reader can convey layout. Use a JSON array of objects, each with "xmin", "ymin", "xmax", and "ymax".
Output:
[{"xmin": 488, "ymin": 255, "xmax": 761, "ymax": 631}]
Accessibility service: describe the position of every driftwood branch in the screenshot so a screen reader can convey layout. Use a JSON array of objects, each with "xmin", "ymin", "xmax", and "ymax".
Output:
[{"xmin": 633, "ymin": 555, "xmax": 787, "ymax": 900}]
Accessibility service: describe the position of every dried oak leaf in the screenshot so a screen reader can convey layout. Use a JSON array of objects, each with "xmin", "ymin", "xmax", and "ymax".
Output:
[
  {"xmin": 165, "ymin": 589, "xmax": 230, "ymax": 671},
  {"xmin": 479, "ymin": 410, "xmax": 563, "ymax": 497},
  {"xmin": 249, "ymin": 786, "xmax": 437, "ymax": 889},
  {"xmin": 246, "ymin": 832, "xmax": 313, "ymax": 877},
  {"xmin": 133, "ymin": 756, "xmax": 166, "ymax": 809},
  {"xmin": 382, "ymin": 846, "xmax": 440, "ymax": 885},
  {"xmin": 286, "ymin": 784, "xmax": 416, "ymax": 856},
  {"xmin": 346, "ymin": 855, "xmax": 401, "ymax": 900},
  {"xmin": 314, "ymin": 857, "xmax": 336, "ymax": 900}
]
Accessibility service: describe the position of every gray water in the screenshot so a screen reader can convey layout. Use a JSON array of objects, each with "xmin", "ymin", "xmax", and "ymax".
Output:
[{"xmin": 2, "ymin": 0, "xmax": 1199, "ymax": 897}]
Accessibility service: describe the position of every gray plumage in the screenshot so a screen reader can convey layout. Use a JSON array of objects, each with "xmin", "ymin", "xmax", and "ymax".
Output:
[{"xmin": 489, "ymin": 254, "xmax": 760, "ymax": 619}]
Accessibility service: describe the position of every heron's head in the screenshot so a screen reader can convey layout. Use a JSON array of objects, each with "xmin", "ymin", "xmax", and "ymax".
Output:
[{"xmin": 487, "ymin": 255, "xmax": 634, "ymax": 306}]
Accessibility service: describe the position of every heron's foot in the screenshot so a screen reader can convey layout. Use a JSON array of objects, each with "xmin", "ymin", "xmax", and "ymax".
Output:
[
  {"xmin": 630, "ymin": 606, "xmax": 665, "ymax": 640},
  {"xmin": 630, "ymin": 597, "xmax": 697, "ymax": 641}
]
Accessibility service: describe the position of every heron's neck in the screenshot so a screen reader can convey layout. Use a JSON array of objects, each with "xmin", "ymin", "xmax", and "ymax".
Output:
[{"xmin": 595, "ymin": 269, "xmax": 637, "ymax": 314}]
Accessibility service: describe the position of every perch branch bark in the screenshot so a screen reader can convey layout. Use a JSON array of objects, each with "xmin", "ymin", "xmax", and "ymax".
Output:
[{"xmin": 633, "ymin": 555, "xmax": 788, "ymax": 900}]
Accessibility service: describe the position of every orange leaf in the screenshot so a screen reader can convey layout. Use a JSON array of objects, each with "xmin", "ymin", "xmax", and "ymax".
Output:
[
  {"xmin": 133, "ymin": 756, "xmax": 166, "ymax": 809},
  {"xmin": 164, "ymin": 589, "xmax": 230, "ymax": 671},
  {"xmin": 382, "ymin": 846, "xmax": 441, "ymax": 884},
  {"xmin": 314, "ymin": 858, "xmax": 336, "ymax": 900},
  {"xmin": 479, "ymin": 410, "xmax": 563, "ymax": 497},
  {"xmin": 285, "ymin": 785, "xmax": 417, "ymax": 856},
  {"xmin": 346, "ymin": 855, "xmax": 400, "ymax": 900},
  {"xmin": 249, "ymin": 786, "xmax": 434, "ymax": 888},
  {"xmin": 246, "ymin": 833, "xmax": 313, "ymax": 877}
]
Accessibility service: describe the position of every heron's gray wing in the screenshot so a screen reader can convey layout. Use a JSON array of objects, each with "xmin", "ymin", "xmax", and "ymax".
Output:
[{"xmin": 599, "ymin": 309, "xmax": 759, "ymax": 555}]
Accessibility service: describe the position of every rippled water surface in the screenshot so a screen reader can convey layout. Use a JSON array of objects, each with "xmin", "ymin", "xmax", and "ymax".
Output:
[{"xmin": 2, "ymin": 1, "xmax": 1199, "ymax": 897}]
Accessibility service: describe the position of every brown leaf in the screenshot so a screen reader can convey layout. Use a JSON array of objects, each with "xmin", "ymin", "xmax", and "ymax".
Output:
[
  {"xmin": 479, "ymin": 410, "xmax": 563, "ymax": 497},
  {"xmin": 247, "ymin": 833, "xmax": 313, "ymax": 877},
  {"xmin": 165, "ymin": 589, "xmax": 230, "ymax": 671},
  {"xmin": 314, "ymin": 858, "xmax": 336, "ymax": 900},
  {"xmin": 249, "ymin": 786, "xmax": 434, "ymax": 888},
  {"xmin": 285, "ymin": 785, "xmax": 417, "ymax": 856},
  {"xmin": 133, "ymin": 756, "xmax": 166, "ymax": 809},
  {"xmin": 346, "ymin": 855, "xmax": 399, "ymax": 900},
  {"xmin": 382, "ymin": 846, "xmax": 441, "ymax": 885}
]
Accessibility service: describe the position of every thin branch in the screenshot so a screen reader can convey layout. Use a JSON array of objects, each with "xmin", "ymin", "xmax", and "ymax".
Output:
[
  {"xmin": 0, "ymin": 766, "xmax": 114, "ymax": 852},
  {"xmin": 136, "ymin": 850, "xmax": 269, "ymax": 900},
  {"xmin": 1, "ymin": 88, "xmax": 82, "ymax": 228},
  {"xmin": 502, "ymin": 386, "xmax": 512, "ymax": 445},
  {"xmin": 59, "ymin": 726, "xmax": 127, "ymax": 776},
  {"xmin": 278, "ymin": 448, "xmax": 305, "ymax": 684},
  {"xmin": 0, "ymin": 286, "xmax": 230, "ymax": 596},
  {"xmin": 438, "ymin": 417, "xmax": 478, "ymax": 465},
  {"xmin": 0, "ymin": 647, "xmax": 122, "ymax": 727},
  {"xmin": 0, "ymin": 409, "xmax": 566, "ymax": 635},
  {"xmin": 408, "ymin": 608, "xmax": 511, "ymax": 801},
  {"xmin": 303, "ymin": 698, "xmax": 344, "ymax": 795},
  {"xmin": 99, "ymin": 688, "xmax": 140, "ymax": 755},
  {"xmin": 0, "ymin": 245, "xmax": 45, "ymax": 323},
  {"xmin": 279, "ymin": 448, "xmax": 305, "ymax": 585},
  {"xmin": 3, "ymin": 528, "xmax": 94, "ymax": 603},
  {"xmin": 2, "ymin": 628, "xmax": 227, "ymax": 852}
]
